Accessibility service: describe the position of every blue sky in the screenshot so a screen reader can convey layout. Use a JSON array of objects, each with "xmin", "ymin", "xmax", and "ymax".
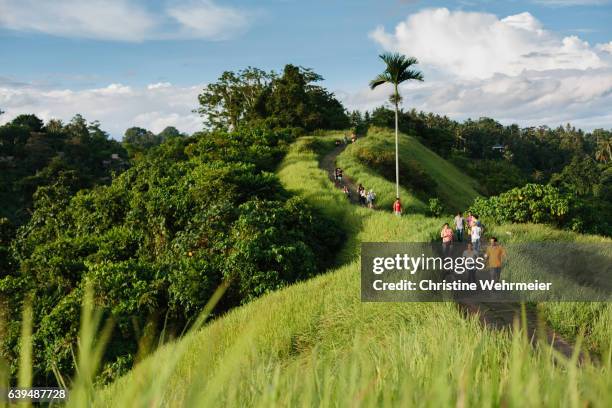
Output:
[{"xmin": 1, "ymin": 0, "xmax": 611, "ymax": 137}]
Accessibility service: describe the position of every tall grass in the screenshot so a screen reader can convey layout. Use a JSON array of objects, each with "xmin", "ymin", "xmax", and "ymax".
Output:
[
  {"xmin": 4, "ymin": 132, "xmax": 610, "ymax": 407},
  {"xmin": 85, "ymin": 132, "xmax": 611, "ymax": 407}
]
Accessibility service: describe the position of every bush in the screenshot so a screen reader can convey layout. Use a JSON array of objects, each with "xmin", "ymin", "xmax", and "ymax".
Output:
[
  {"xmin": 428, "ymin": 198, "xmax": 444, "ymax": 217},
  {"xmin": 469, "ymin": 184, "xmax": 572, "ymax": 226}
]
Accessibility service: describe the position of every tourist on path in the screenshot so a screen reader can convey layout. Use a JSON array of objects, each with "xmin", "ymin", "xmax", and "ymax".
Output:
[
  {"xmin": 440, "ymin": 223, "xmax": 454, "ymax": 257},
  {"xmin": 367, "ymin": 190, "xmax": 376, "ymax": 209},
  {"xmin": 462, "ymin": 242, "xmax": 478, "ymax": 284},
  {"xmin": 471, "ymin": 219, "xmax": 482, "ymax": 252},
  {"xmin": 454, "ymin": 212, "xmax": 464, "ymax": 242},
  {"xmin": 393, "ymin": 198, "xmax": 402, "ymax": 216},
  {"xmin": 343, "ymin": 185, "xmax": 351, "ymax": 200},
  {"xmin": 484, "ymin": 237, "xmax": 506, "ymax": 282}
]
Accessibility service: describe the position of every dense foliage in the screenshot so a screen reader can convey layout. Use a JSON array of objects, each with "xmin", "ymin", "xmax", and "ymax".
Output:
[
  {"xmin": 0, "ymin": 114, "xmax": 128, "ymax": 225},
  {"xmin": 469, "ymin": 183, "xmax": 612, "ymax": 235},
  {"xmin": 470, "ymin": 184, "xmax": 573, "ymax": 225},
  {"xmin": 0, "ymin": 126, "xmax": 344, "ymax": 385},
  {"xmin": 198, "ymin": 65, "xmax": 350, "ymax": 132},
  {"xmin": 122, "ymin": 125, "xmax": 183, "ymax": 158}
]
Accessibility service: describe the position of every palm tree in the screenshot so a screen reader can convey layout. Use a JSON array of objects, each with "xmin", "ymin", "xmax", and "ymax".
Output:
[
  {"xmin": 370, "ymin": 53, "xmax": 423, "ymax": 200},
  {"xmin": 595, "ymin": 137, "xmax": 612, "ymax": 163}
]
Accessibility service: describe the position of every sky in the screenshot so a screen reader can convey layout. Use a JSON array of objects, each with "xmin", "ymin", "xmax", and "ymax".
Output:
[{"xmin": 0, "ymin": 0, "xmax": 611, "ymax": 138}]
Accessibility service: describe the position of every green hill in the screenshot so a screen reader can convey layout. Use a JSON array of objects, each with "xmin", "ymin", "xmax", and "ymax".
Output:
[
  {"xmin": 336, "ymin": 127, "xmax": 480, "ymax": 213},
  {"xmin": 87, "ymin": 133, "xmax": 612, "ymax": 407}
]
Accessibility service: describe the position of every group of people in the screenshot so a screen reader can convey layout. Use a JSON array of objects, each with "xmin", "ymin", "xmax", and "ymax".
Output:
[
  {"xmin": 440, "ymin": 212, "xmax": 507, "ymax": 283},
  {"xmin": 335, "ymin": 132, "xmax": 357, "ymax": 147},
  {"xmin": 335, "ymin": 168, "xmax": 376, "ymax": 208},
  {"xmin": 441, "ymin": 211, "xmax": 483, "ymax": 250}
]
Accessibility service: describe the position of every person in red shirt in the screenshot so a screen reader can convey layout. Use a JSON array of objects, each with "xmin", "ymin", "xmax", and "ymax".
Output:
[{"xmin": 393, "ymin": 198, "xmax": 402, "ymax": 216}]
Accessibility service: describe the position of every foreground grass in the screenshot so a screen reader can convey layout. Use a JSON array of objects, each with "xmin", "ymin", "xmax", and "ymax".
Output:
[{"xmin": 86, "ymin": 134, "xmax": 611, "ymax": 407}]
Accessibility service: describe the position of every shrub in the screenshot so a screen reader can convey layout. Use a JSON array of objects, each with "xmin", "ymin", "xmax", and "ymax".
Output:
[
  {"xmin": 469, "ymin": 184, "xmax": 572, "ymax": 226},
  {"xmin": 428, "ymin": 198, "xmax": 444, "ymax": 217}
]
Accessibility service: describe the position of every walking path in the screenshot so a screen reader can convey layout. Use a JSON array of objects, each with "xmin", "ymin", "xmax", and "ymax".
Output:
[
  {"xmin": 318, "ymin": 134, "xmax": 585, "ymax": 362},
  {"xmin": 320, "ymin": 140, "xmax": 361, "ymax": 205}
]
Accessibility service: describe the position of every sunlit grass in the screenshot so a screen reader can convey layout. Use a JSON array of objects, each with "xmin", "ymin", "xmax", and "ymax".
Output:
[
  {"xmin": 336, "ymin": 127, "xmax": 480, "ymax": 213},
  {"xmin": 3, "ymin": 131, "xmax": 611, "ymax": 407}
]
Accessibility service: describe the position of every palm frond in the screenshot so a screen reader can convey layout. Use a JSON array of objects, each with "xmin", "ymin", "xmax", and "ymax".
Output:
[{"xmin": 369, "ymin": 73, "xmax": 392, "ymax": 90}]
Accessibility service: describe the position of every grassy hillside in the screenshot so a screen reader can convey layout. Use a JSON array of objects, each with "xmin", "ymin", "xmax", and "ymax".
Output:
[
  {"xmin": 85, "ymin": 134, "xmax": 611, "ymax": 408},
  {"xmin": 337, "ymin": 127, "xmax": 480, "ymax": 213}
]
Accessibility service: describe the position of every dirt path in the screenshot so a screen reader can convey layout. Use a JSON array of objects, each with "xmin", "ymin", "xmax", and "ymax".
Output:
[
  {"xmin": 320, "ymin": 139, "xmax": 362, "ymax": 205},
  {"xmin": 318, "ymin": 135, "xmax": 584, "ymax": 362},
  {"xmin": 458, "ymin": 301, "xmax": 582, "ymax": 361}
]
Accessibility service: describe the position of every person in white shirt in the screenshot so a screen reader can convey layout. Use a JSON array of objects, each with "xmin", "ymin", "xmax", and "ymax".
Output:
[
  {"xmin": 454, "ymin": 212, "xmax": 464, "ymax": 242},
  {"xmin": 471, "ymin": 221, "xmax": 482, "ymax": 252}
]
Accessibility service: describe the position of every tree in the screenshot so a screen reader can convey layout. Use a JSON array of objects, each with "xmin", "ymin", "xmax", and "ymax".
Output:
[
  {"xmin": 158, "ymin": 126, "xmax": 181, "ymax": 140},
  {"xmin": 370, "ymin": 53, "xmax": 423, "ymax": 200},
  {"xmin": 594, "ymin": 131, "xmax": 612, "ymax": 163},
  {"xmin": 197, "ymin": 67, "xmax": 274, "ymax": 130},
  {"xmin": 11, "ymin": 114, "xmax": 44, "ymax": 132},
  {"xmin": 123, "ymin": 127, "xmax": 160, "ymax": 157},
  {"xmin": 198, "ymin": 65, "xmax": 349, "ymax": 132}
]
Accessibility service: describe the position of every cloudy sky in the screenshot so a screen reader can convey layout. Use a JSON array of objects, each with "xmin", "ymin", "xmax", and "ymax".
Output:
[{"xmin": 0, "ymin": 0, "xmax": 611, "ymax": 138}]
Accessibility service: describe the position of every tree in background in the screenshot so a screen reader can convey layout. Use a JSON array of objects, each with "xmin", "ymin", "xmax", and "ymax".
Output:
[
  {"xmin": 369, "ymin": 53, "xmax": 423, "ymax": 200},
  {"xmin": 594, "ymin": 130, "xmax": 612, "ymax": 163},
  {"xmin": 197, "ymin": 64, "xmax": 349, "ymax": 132},
  {"xmin": 123, "ymin": 126, "xmax": 184, "ymax": 158},
  {"xmin": 197, "ymin": 67, "xmax": 274, "ymax": 131},
  {"xmin": 0, "ymin": 114, "xmax": 128, "ymax": 224}
]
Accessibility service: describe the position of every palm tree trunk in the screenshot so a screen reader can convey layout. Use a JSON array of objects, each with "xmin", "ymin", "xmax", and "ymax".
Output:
[{"xmin": 394, "ymin": 88, "xmax": 400, "ymax": 199}]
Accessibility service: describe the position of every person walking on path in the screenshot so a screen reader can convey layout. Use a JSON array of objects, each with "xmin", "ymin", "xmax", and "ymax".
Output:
[
  {"xmin": 366, "ymin": 190, "xmax": 373, "ymax": 208},
  {"xmin": 393, "ymin": 198, "xmax": 402, "ymax": 216},
  {"xmin": 462, "ymin": 242, "xmax": 478, "ymax": 284},
  {"xmin": 359, "ymin": 189, "xmax": 367, "ymax": 206},
  {"xmin": 471, "ymin": 219, "xmax": 482, "ymax": 252},
  {"xmin": 358, "ymin": 184, "xmax": 365, "ymax": 206},
  {"xmin": 368, "ymin": 190, "xmax": 376, "ymax": 209},
  {"xmin": 440, "ymin": 223, "xmax": 454, "ymax": 257},
  {"xmin": 466, "ymin": 211, "xmax": 474, "ymax": 240},
  {"xmin": 343, "ymin": 185, "xmax": 351, "ymax": 200},
  {"xmin": 454, "ymin": 212, "xmax": 464, "ymax": 242},
  {"xmin": 484, "ymin": 237, "xmax": 506, "ymax": 282}
]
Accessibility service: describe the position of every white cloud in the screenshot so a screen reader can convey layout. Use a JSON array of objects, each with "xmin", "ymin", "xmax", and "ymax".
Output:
[
  {"xmin": 356, "ymin": 8, "xmax": 612, "ymax": 130},
  {"xmin": 147, "ymin": 82, "xmax": 172, "ymax": 90},
  {"xmin": 167, "ymin": 0, "xmax": 251, "ymax": 40},
  {"xmin": 339, "ymin": 67, "xmax": 612, "ymax": 130},
  {"xmin": 0, "ymin": 0, "xmax": 156, "ymax": 41},
  {"xmin": 0, "ymin": 81, "xmax": 203, "ymax": 137},
  {"xmin": 597, "ymin": 42, "xmax": 612, "ymax": 53},
  {"xmin": 0, "ymin": 0, "xmax": 252, "ymax": 41},
  {"xmin": 370, "ymin": 8, "xmax": 607, "ymax": 79}
]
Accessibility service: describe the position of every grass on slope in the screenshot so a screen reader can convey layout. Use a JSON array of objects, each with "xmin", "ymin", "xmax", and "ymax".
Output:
[
  {"xmin": 337, "ymin": 127, "xmax": 480, "ymax": 213},
  {"xmin": 81, "ymin": 134, "xmax": 612, "ymax": 408}
]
